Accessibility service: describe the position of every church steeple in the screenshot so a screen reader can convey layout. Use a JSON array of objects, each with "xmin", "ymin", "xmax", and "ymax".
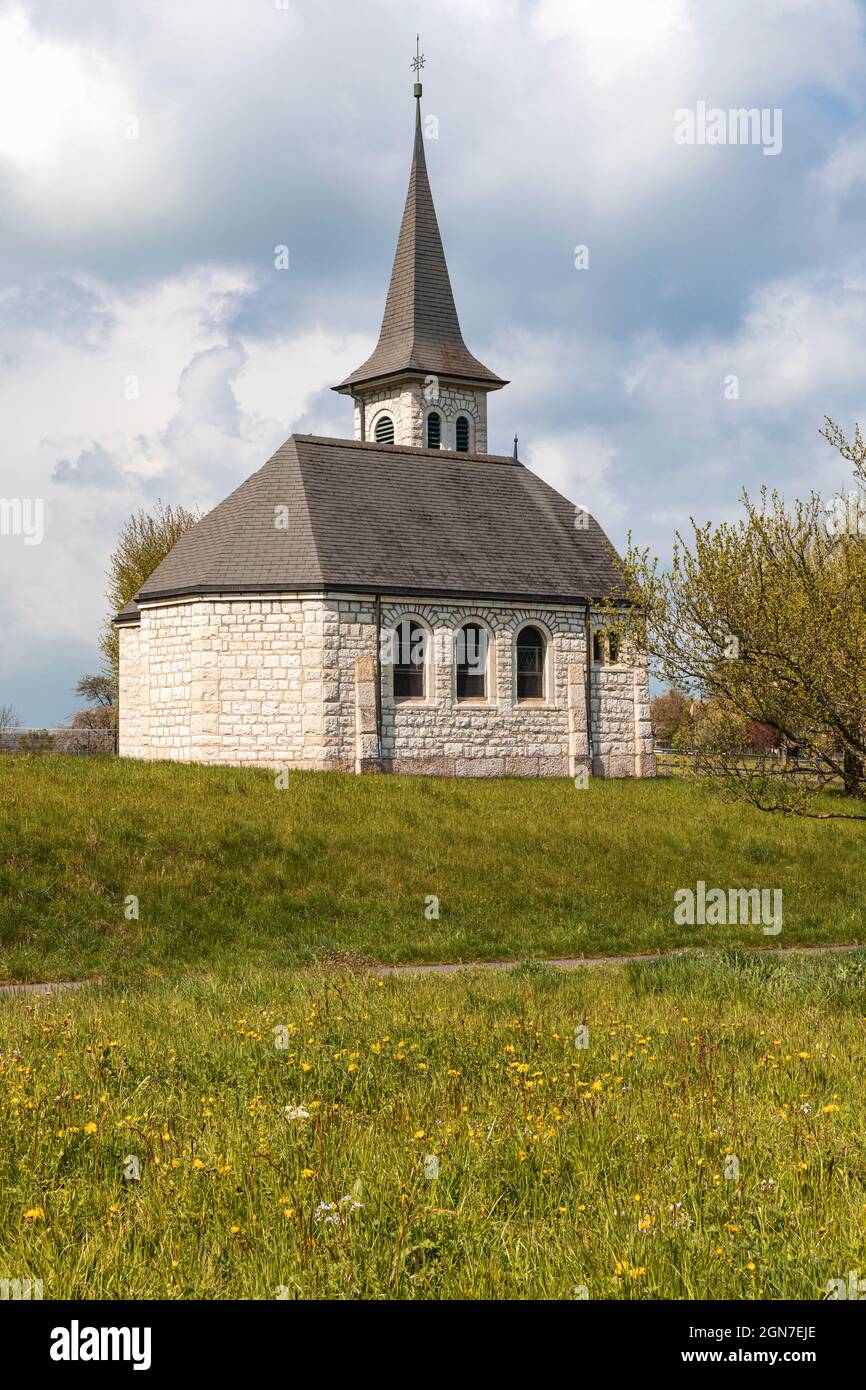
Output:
[{"xmin": 334, "ymin": 46, "xmax": 506, "ymax": 453}]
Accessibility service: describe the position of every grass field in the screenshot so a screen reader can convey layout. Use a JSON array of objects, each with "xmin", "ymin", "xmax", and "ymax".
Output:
[
  {"xmin": 1, "ymin": 952, "xmax": 864, "ymax": 1299},
  {"xmin": 1, "ymin": 756, "xmax": 864, "ymax": 983}
]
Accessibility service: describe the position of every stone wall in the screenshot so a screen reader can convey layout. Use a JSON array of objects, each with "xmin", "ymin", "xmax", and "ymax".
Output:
[
  {"xmin": 118, "ymin": 598, "xmax": 329, "ymax": 767},
  {"xmin": 353, "ymin": 380, "xmax": 488, "ymax": 453},
  {"xmin": 117, "ymin": 591, "xmax": 654, "ymax": 777}
]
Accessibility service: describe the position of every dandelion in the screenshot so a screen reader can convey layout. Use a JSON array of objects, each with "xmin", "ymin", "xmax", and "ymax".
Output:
[
  {"xmin": 300, "ymin": 1168, "xmax": 315, "ymax": 1179},
  {"xmin": 23, "ymin": 1207, "xmax": 45, "ymax": 1221},
  {"xmin": 83, "ymin": 1122, "xmax": 98, "ymax": 1134}
]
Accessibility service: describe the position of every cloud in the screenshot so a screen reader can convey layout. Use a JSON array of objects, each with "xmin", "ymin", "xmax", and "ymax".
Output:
[
  {"xmin": 53, "ymin": 441, "xmax": 120, "ymax": 487},
  {"xmin": 3, "ymin": 0, "xmax": 866, "ymax": 721}
]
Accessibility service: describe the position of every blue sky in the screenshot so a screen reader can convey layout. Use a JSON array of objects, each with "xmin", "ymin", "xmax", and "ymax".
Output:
[{"xmin": 2, "ymin": 0, "xmax": 866, "ymax": 724}]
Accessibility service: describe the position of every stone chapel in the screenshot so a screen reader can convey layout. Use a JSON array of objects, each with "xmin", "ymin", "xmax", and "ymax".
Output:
[{"xmin": 116, "ymin": 81, "xmax": 655, "ymax": 780}]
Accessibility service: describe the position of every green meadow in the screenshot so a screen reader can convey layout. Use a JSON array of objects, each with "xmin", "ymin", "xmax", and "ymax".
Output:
[
  {"xmin": 1, "ymin": 954, "xmax": 864, "ymax": 1299},
  {"xmin": 1, "ymin": 755, "xmax": 863, "ymax": 983}
]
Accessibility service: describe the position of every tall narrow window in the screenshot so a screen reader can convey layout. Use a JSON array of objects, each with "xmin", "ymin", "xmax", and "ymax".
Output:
[
  {"xmin": 426, "ymin": 411, "xmax": 441, "ymax": 448},
  {"xmin": 592, "ymin": 631, "xmax": 603, "ymax": 664},
  {"xmin": 608, "ymin": 633, "xmax": 620, "ymax": 664},
  {"xmin": 392, "ymin": 619, "xmax": 426, "ymax": 700},
  {"xmin": 375, "ymin": 415, "xmax": 394, "ymax": 444},
  {"xmin": 455, "ymin": 415, "xmax": 470, "ymax": 452},
  {"xmin": 456, "ymin": 624, "xmax": 488, "ymax": 700},
  {"xmin": 516, "ymin": 626, "xmax": 545, "ymax": 700}
]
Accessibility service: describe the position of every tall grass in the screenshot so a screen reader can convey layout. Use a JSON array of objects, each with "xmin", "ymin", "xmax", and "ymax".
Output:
[{"xmin": 0, "ymin": 954, "xmax": 863, "ymax": 1299}]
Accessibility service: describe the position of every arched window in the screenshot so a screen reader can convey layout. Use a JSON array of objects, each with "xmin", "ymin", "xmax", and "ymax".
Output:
[
  {"xmin": 456, "ymin": 623, "xmax": 489, "ymax": 700},
  {"xmin": 455, "ymin": 415, "xmax": 470, "ymax": 452},
  {"xmin": 516, "ymin": 625, "xmax": 546, "ymax": 700},
  {"xmin": 392, "ymin": 619, "xmax": 427, "ymax": 700},
  {"xmin": 591, "ymin": 630, "xmax": 621, "ymax": 665},
  {"xmin": 375, "ymin": 415, "xmax": 394, "ymax": 444},
  {"xmin": 426, "ymin": 411, "xmax": 441, "ymax": 449}
]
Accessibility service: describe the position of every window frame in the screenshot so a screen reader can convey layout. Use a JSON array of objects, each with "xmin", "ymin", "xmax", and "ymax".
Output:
[
  {"xmin": 454, "ymin": 620, "xmax": 494, "ymax": 704},
  {"xmin": 514, "ymin": 622, "xmax": 550, "ymax": 704},
  {"xmin": 591, "ymin": 629, "xmax": 626, "ymax": 667},
  {"xmin": 455, "ymin": 415, "xmax": 471, "ymax": 452},
  {"xmin": 388, "ymin": 616, "xmax": 433, "ymax": 704},
  {"xmin": 426, "ymin": 410, "xmax": 442, "ymax": 449}
]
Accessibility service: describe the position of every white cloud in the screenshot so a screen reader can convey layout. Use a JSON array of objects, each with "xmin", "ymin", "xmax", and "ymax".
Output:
[{"xmin": 2, "ymin": 0, "xmax": 866, "ymax": 720}]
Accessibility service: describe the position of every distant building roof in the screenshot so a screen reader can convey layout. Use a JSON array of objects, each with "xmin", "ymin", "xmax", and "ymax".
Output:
[
  {"xmin": 334, "ymin": 98, "xmax": 506, "ymax": 394},
  {"xmin": 119, "ymin": 435, "xmax": 622, "ymax": 618}
]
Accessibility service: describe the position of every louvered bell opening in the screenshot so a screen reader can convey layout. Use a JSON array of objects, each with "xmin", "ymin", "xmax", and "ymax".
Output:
[
  {"xmin": 455, "ymin": 416, "xmax": 470, "ymax": 452},
  {"xmin": 375, "ymin": 415, "xmax": 394, "ymax": 444},
  {"xmin": 426, "ymin": 412, "xmax": 441, "ymax": 449}
]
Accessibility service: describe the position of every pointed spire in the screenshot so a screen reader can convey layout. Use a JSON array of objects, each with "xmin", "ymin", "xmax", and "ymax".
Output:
[{"xmin": 335, "ymin": 71, "xmax": 506, "ymax": 394}]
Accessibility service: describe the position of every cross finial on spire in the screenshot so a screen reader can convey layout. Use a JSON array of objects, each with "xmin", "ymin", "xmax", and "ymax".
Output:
[{"xmin": 412, "ymin": 34, "xmax": 424, "ymax": 98}]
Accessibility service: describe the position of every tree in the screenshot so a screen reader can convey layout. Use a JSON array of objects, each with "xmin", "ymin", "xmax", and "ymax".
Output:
[
  {"xmin": 650, "ymin": 689, "xmax": 691, "ymax": 745},
  {"xmin": 100, "ymin": 499, "xmax": 200, "ymax": 683},
  {"xmin": 0, "ymin": 703, "xmax": 18, "ymax": 733},
  {"xmin": 0, "ymin": 702, "xmax": 19, "ymax": 751},
  {"xmin": 75, "ymin": 674, "xmax": 115, "ymax": 708},
  {"xmin": 609, "ymin": 418, "xmax": 866, "ymax": 820}
]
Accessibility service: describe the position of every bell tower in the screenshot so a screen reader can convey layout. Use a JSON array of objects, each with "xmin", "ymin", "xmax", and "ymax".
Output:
[{"xmin": 332, "ymin": 41, "xmax": 507, "ymax": 453}]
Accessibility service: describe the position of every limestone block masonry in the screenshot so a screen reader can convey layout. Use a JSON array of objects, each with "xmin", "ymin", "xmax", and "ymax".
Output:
[
  {"xmin": 354, "ymin": 380, "xmax": 487, "ymax": 453},
  {"xmin": 118, "ymin": 592, "xmax": 656, "ymax": 779}
]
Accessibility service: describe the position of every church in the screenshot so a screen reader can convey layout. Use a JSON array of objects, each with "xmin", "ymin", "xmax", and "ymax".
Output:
[{"xmin": 116, "ymin": 78, "xmax": 655, "ymax": 781}]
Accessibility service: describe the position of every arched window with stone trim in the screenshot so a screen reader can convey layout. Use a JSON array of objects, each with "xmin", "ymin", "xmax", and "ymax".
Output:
[
  {"xmin": 375, "ymin": 414, "xmax": 394, "ymax": 444},
  {"xmin": 455, "ymin": 622, "xmax": 490, "ymax": 701},
  {"xmin": 455, "ymin": 415, "xmax": 470, "ymax": 452},
  {"xmin": 391, "ymin": 618, "xmax": 428, "ymax": 700},
  {"xmin": 516, "ymin": 625, "xmax": 546, "ymax": 701},
  {"xmin": 426, "ymin": 411, "xmax": 441, "ymax": 449}
]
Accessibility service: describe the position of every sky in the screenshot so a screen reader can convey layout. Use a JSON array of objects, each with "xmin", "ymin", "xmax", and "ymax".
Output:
[{"xmin": 2, "ymin": 0, "xmax": 866, "ymax": 725}]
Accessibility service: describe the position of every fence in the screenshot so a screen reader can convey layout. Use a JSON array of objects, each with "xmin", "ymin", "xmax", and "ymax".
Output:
[
  {"xmin": 0, "ymin": 727, "xmax": 117, "ymax": 756},
  {"xmin": 654, "ymin": 746, "xmax": 832, "ymax": 780}
]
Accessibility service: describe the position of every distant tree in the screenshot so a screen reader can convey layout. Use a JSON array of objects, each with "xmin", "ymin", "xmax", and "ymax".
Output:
[
  {"xmin": 75, "ymin": 674, "xmax": 115, "ymax": 708},
  {"xmin": 0, "ymin": 702, "xmax": 19, "ymax": 751},
  {"xmin": 650, "ymin": 689, "xmax": 691, "ymax": 745},
  {"xmin": 0, "ymin": 703, "xmax": 18, "ymax": 733},
  {"xmin": 746, "ymin": 720, "xmax": 779, "ymax": 753},
  {"xmin": 100, "ymin": 499, "xmax": 200, "ymax": 683}
]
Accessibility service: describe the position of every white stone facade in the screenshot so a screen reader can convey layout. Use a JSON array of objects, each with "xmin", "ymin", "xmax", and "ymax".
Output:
[
  {"xmin": 353, "ymin": 378, "xmax": 488, "ymax": 453},
  {"xmin": 118, "ymin": 592, "xmax": 655, "ymax": 778}
]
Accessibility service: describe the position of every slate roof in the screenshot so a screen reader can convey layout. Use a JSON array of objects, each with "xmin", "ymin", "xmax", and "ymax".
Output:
[
  {"xmin": 118, "ymin": 435, "xmax": 623, "ymax": 619},
  {"xmin": 334, "ymin": 99, "xmax": 506, "ymax": 393}
]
